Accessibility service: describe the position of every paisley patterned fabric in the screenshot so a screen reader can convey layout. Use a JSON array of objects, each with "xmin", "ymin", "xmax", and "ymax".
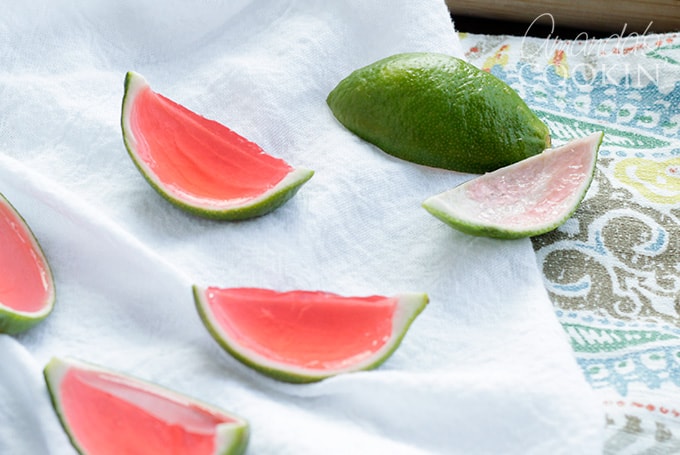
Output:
[{"xmin": 460, "ymin": 30, "xmax": 680, "ymax": 453}]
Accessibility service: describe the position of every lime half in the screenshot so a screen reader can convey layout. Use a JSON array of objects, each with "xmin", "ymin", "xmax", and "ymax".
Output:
[{"xmin": 327, "ymin": 52, "xmax": 551, "ymax": 174}]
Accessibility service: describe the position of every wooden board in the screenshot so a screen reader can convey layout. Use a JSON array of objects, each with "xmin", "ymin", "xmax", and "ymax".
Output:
[{"xmin": 447, "ymin": 0, "xmax": 680, "ymax": 34}]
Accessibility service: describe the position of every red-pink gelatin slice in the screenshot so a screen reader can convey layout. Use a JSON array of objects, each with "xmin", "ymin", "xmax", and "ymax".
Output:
[
  {"xmin": 59, "ymin": 368, "xmax": 237, "ymax": 455},
  {"xmin": 463, "ymin": 134, "xmax": 598, "ymax": 227},
  {"xmin": 423, "ymin": 132, "xmax": 602, "ymax": 238},
  {"xmin": 0, "ymin": 199, "xmax": 52, "ymax": 313},
  {"xmin": 128, "ymin": 84, "xmax": 293, "ymax": 202},
  {"xmin": 205, "ymin": 288, "xmax": 397, "ymax": 370}
]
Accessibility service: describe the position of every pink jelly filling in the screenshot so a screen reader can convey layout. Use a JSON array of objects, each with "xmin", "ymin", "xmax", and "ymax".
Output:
[
  {"xmin": 60, "ymin": 369, "xmax": 236, "ymax": 455},
  {"xmin": 0, "ymin": 202, "xmax": 51, "ymax": 313},
  {"xmin": 129, "ymin": 86, "xmax": 292, "ymax": 201},
  {"xmin": 206, "ymin": 288, "xmax": 397, "ymax": 370},
  {"xmin": 465, "ymin": 138, "xmax": 594, "ymax": 226}
]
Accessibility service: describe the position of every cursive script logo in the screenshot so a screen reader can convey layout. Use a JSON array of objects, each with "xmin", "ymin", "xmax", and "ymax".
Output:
[{"xmin": 520, "ymin": 13, "xmax": 657, "ymax": 60}]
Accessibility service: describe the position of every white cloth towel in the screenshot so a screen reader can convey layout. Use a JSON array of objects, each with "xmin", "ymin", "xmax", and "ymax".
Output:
[{"xmin": 0, "ymin": 1, "xmax": 603, "ymax": 453}]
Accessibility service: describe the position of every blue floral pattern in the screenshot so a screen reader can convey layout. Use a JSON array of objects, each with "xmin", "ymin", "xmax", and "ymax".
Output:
[{"xmin": 461, "ymin": 31, "xmax": 680, "ymax": 452}]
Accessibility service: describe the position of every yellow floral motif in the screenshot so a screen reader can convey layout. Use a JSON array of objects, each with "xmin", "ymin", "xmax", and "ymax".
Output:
[
  {"xmin": 614, "ymin": 157, "xmax": 680, "ymax": 204},
  {"xmin": 550, "ymin": 50, "xmax": 569, "ymax": 78},
  {"xmin": 482, "ymin": 44, "xmax": 509, "ymax": 71}
]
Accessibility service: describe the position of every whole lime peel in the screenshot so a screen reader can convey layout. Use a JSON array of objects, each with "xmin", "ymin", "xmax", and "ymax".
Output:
[
  {"xmin": 121, "ymin": 71, "xmax": 313, "ymax": 220},
  {"xmin": 422, "ymin": 132, "xmax": 604, "ymax": 239},
  {"xmin": 193, "ymin": 286, "xmax": 429, "ymax": 384},
  {"xmin": 327, "ymin": 52, "xmax": 551, "ymax": 174},
  {"xmin": 44, "ymin": 357, "xmax": 250, "ymax": 455},
  {"xmin": 0, "ymin": 192, "xmax": 55, "ymax": 334}
]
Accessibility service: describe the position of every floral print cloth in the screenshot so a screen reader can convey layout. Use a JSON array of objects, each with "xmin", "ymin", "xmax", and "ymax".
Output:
[{"xmin": 459, "ymin": 30, "xmax": 680, "ymax": 453}]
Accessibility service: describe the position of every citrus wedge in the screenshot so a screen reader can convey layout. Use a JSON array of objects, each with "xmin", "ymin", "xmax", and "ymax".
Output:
[
  {"xmin": 193, "ymin": 286, "xmax": 428, "ymax": 383},
  {"xmin": 422, "ymin": 132, "xmax": 603, "ymax": 239},
  {"xmin": 121, "ymin": 71, "xmax": 313, "ymax": 220},
  {"xmin": 0, "ymin": 193, "xmax": 55, "ymax": 334},
  {"xmin": 44, "ymin": 357, "xmax": 249, "ymax": 455},
  {"xmin": 327, "ymin": 52, "xmax": 551, "ymax": 173}
]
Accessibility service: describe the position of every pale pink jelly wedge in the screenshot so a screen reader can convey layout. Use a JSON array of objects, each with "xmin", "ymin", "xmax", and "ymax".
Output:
[
  {"xmin": 193, "ymin": 286, "xmax": 428, "ymax": 383},
  {"xmin": 121, "ymin": 71, "xmax": 313, "ymax": 220},
  {"xmin": 44, "ymin": 357, "xmax": 249, "ymax": 455},
  {"xmin": 0, "ymin": 193, "xmax": 54, "ymax": 334},
  {"xmin": 422, "ymin": 132, "xmax": 603, "ymax": 239}
]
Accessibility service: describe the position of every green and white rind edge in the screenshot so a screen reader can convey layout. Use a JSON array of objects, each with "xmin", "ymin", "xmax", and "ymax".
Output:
[
  {"xmin": 0, "ymin": 193, "xmax": 55, "ymax": 334},
  {"xmin": 422, "ymin": 132, "xmax": 603, "ymax": 239},
  {"xmin": 121, "ymin": 71, "xmax": 314, "ymax": 221},
  {"xmin": 193, "ymin": 285, "xmax": 429, "ymax": 384},
  {"xmin": 43, "ymin": 357, "xmax": 250, "ymax": 455}
]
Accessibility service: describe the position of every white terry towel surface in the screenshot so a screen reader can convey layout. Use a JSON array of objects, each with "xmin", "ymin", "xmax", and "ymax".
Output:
[{"xmin": 0, "ymin": 1, "xmax": 603, "ymax": 453}]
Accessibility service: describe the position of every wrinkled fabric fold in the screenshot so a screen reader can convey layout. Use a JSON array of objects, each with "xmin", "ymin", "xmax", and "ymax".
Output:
[{"xmin": 0, "ymin": 1, "xmax": 603, "ymax": 453}]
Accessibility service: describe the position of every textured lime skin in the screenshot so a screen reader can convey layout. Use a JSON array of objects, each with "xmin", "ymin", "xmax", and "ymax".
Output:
[
  {"xmin": 327, "ymin": 53, "xmax": 551, "ymax": 174},
  {"xmin": 0, "ymin": 192, "xmax": 55, "ymax": 334},
  {"xmin": 0, "ymin": 306, "xmax": 49, "ymax": 335}
]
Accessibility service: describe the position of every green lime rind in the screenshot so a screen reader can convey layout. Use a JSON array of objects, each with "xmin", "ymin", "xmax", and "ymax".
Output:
[
  {"xmin": 43, "ymin": 357, "xmax": 250, "ymax": 455},
  {"xmin": 121, "ymin": 71, "xmax": 313, "ymax": 221},
  {"xmin": 0, "ymin": 193, "xmax": 55, "ymax": 334},
  {"xmin": 193, "ymin": 285, "xmax": 429, "ymax": 384},
  {"xmin": 422, "ymin": 203, "xmax": 539, "ymax": 240},
  {"xmin": 327, "ymin": 52, "xmax": 551, "ymax": 174},
  {"xmin": 422, "ymin": 132, "xmax": 603, "ymax": 239},
  {"xmin": 0, "ymin": 305, "xmax": 51, "ymax": 335}
]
